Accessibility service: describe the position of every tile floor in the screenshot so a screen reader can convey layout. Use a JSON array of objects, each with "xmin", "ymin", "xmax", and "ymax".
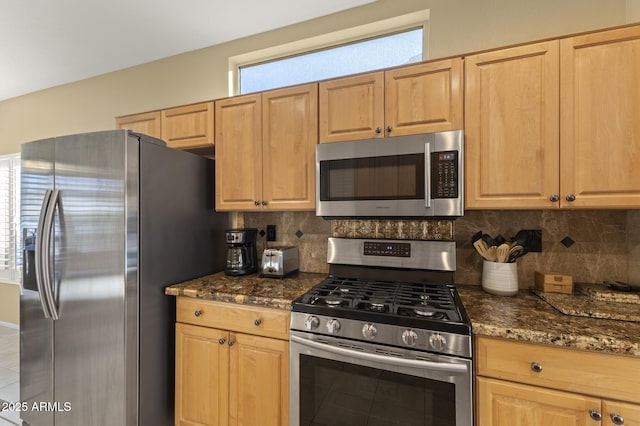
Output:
[{"xmin": 0, "ymin": 325, "xmax": 20, "ymax": 426}]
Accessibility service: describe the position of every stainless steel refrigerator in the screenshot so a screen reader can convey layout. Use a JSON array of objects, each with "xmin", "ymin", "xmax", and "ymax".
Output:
[{"xmin": 20, "ymin": 129, "xmax": 228, "ymax": 426}]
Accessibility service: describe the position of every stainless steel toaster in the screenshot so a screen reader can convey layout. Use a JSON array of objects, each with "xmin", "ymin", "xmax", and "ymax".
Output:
[{"xmin": 261, "ymin": 246, "xmax": 299, "ymax": 277}]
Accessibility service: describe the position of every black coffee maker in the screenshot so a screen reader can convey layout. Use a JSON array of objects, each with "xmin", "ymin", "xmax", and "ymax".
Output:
[{"xmin": 224, "ymin": 228, "xmax": 258, "ymax": 276}]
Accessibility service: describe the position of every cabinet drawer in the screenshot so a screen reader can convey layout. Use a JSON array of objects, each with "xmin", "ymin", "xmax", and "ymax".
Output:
[
  {"xmin": 177, "ymin": 297, "xmax": 290, "ymax": 340},
  {"xmin": 476, "ymin": 337, "xmax": 640, "ymax": 403}
]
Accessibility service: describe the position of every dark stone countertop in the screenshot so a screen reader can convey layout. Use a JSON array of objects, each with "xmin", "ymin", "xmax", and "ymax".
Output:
[
  {"xmin": 165, "ymin": 271, "xmax": 325, "ymax": 310},
  {"xmin": 458, "ymin": 284, "xmax": 640, "ymax": 357},
  {"xmin": 165, "ymin": 273, "xmax": 640, "ymax": 357}
]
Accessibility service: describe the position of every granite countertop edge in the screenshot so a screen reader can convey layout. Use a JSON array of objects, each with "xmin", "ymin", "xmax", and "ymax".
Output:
[
  {"xmin": 165, "ymin": 273, "xmax": 640, "ymax": 358},
  {"xmin": 457, "ymin": 284, "xmax": 640, "ymax": 358},
  {"xmin": 165, "ymin": 270, "xmax": 325, "ymax": 311}
]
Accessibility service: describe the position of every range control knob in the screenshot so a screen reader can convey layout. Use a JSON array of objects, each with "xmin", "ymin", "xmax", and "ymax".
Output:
[
  {"xmin": 362, "ymin": 323, "xmax": 377, "ymax": 340},
  {"xmin": 304, "ymin": 316, "xmax": 319, "ymax": 331},
  {"xmin": 401, "ymin": 329, "xmax": 419, "ymax": 346},
  {"xmin": 429, "ymin": 333, "xmax": 447, "ymax": 351},
  {"xmin": 326, "ymin": 319, "xmax": 341, "ymax": 334}
]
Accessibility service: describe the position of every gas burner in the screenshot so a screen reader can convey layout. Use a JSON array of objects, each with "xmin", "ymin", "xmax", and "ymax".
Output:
[
  {"xmin": 413, "ymin": 309, "xmax": 446, "ymax": 320},
  {"xmin": 324, "ymin": 299, "xmax": 345, "ymax": 307},
  {"xmin": 420, "ymin": 294, "xmax": 431, "ymax": 304},
  {"xmin": 362, "ymin": 302, "xmax": 389, "ymax": 313}
]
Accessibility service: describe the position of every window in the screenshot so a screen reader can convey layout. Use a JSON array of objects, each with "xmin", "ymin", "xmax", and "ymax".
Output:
[
  {"xmin": 0, "ymin": 153, "xmax": 21, "ymax": 284},
  {"xmin": 229, "ymin": 10, "xmax": 430, "ymax": 96},
  {"xmin": 239, "ymin": 28, "xmax": 423, "ymax": 94}
]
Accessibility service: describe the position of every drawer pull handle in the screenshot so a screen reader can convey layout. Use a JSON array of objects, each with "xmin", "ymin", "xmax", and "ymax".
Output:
[
  {"xmin": 218, "ymin": 338, "xmax": 226, "ymax": 345},
  {"xmin": 530, "ymin": 362, "xmax": 543, "ymax": 373},
  {"xmin": 254, "ymin": 319, "xmax": 262, "ymax": 326},
  {"xmin": 194, "ymin": 310, "xmax": 203, "ymax": 317},
  {"xmin": 610, "ymin": 413, "xmax": 625, "ymax": 425},
  {"xmin": 589, "ymin": 409, "xmax": 602, "ymax": 421}
]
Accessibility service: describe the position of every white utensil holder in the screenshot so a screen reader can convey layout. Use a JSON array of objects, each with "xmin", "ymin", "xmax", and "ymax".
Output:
[{"xmin": 482, "ymin": 260, "xmax": 519, "ymax": 296}]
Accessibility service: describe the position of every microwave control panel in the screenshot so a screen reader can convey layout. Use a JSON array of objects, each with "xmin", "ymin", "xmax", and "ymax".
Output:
[{"xmin": 431, "ymin": 151, "xmax": 459, "ymax": 198}]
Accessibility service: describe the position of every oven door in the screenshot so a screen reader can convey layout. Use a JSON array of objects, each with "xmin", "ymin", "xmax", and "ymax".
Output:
[{"xmin": 290, "ymin": 331, "xmax": 472, "ymax": 426}]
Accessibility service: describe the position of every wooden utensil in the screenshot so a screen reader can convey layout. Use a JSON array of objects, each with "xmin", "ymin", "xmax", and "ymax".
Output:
[
  {"xmin": 473, "ymin": 239, "xmax": 490, "ymax": 261},
  {"xmin": 496, "ymin": 243, "xmax": 510, "ymax": 263}
]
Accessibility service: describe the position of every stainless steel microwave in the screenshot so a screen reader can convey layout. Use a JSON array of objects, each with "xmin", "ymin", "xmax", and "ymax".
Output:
[{"xmin": 315, "ymin": 130, "xmax": 464, "ymax": 218}]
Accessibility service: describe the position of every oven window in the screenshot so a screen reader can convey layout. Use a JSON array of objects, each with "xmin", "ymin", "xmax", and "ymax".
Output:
[
  {"xmin": 299, "ymin": 354, "xmax": 455, "ymax": 426},
  {"xmin": 319, "ymin": 154, "xmax": 425, "ymax": 201}
]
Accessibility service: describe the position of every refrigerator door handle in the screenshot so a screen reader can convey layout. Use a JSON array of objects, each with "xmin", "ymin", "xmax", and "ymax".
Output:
[
  {"xmin": 41, "ymin": 189, "xmax": 60, "ymax": 320},
  {"xmin": 35, "ymin": 189, "xmax": 53, "ymax": 319}
]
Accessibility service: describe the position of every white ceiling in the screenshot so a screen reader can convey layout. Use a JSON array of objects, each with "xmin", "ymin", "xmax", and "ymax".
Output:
[{"xmin": 0, "ymin": 0, "xmax": 375, "ymax": 102}]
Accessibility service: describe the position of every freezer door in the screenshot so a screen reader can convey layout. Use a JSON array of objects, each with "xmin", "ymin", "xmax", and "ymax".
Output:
[
  {"xmin": 51, "ymin": 130, "xmax": 133, "ymax": 425},
  {"xmin": 20, "ymin": 138, "xmax": 55, "ymax": 426}
]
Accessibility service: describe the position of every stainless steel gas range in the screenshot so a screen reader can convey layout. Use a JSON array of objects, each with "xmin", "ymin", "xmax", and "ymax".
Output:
[{"xmin": 290, "ymin": 237, "xmax": 472, "ymax": 426}]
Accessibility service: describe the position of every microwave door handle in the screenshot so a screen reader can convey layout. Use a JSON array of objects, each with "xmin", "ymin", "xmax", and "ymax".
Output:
[
  {"xmin": 41, "ymin": 189, "xmax": 60, "ymax": 320},
  {"xmin": 290, "ymin": 335, "xmax": 468, "ymax": 374},
  {"xmin": 424, "ymin": 143, "xmax": 431, "ymax": 207},
  {"xmin": 35, "ymin": 190, "xmax": 53, "ymax": 319}
]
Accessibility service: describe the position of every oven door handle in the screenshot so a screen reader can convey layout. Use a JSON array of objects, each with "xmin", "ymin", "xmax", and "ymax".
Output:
[{"xmin": 291, "ymin": 334, "xmax": 468, "ymax": 374}]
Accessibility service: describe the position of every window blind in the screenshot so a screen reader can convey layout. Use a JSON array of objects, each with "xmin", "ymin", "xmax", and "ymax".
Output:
[{"xmin": 0, "ymin": 153, "xmax": 20, "ymax": 284}]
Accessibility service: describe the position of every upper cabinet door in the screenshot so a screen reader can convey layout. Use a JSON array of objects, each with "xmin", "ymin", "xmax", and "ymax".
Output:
[
  {"xmin": 115, "ymin": 111, "xmax": 162, "ymax": 138},
  {"xmin": 161, "ymin": 101, "xmax": 214, "ymax": 150},
  {"xmin": 385, "ymin": 58, "xmax": 463, "ymax": 136},
  {"xmin": 319, "ymin": 72, "xmax": 384, "ymax": 143},
  {"xmin": 262, "ymin": 83, "xmax": 318, "ymax": 211},
  {"xmin": 465, "ymin": 41, "xmax": 560, "ymax": 209},
  {"xmin": 560, "ymin": 25, "xmax": 640, "ymax": 208},
  {"xmin": 215, "ymin": 94, "xmax": 263, "ymax": 211}
]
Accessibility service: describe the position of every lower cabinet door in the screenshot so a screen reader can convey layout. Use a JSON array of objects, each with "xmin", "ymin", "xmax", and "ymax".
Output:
[
  {"xmin": 603, "ymin": 400, "xmax": 640, "ymax": 426},
  {"xmin": 477, "ymin": 377, "xmax": 601, "ymax": 426},
  {"xmin": 228, "ymin": 332, "xmax": 289, "ymax": 426},
  {"xmin": 175, "ymin": 323, "xmax": 230, "ymax": 426}
]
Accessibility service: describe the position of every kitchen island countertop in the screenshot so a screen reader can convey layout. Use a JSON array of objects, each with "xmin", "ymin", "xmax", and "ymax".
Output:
[{"xmin": 458, "ymin": 284, "xmax": 640, "ymax": 357}]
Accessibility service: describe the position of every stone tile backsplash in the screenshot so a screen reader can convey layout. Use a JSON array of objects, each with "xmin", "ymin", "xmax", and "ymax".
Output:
[
  {"xmin": 235, "ymin": 210, "xmax": 638, "ymax": 289},
  {"xmin": 332, "ymin": 219, "xmax": 454, "ymax": 240}
]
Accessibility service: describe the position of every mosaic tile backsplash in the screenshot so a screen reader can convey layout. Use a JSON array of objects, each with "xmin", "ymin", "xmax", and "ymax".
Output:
[
  {"xmin": 235, "ymin": 210, "xmax": 638, "ymax": 289},
  {"xmin": 332, "ymin": 219, "xmax": 453, "ymax": 241}
]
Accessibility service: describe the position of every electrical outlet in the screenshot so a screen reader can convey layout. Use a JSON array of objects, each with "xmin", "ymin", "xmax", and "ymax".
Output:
[{"xmin": 266, "ymin": 225, "xmax": 276, "ymax": 241}]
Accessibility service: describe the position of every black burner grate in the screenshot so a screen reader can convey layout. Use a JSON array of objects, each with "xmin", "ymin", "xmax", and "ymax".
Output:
[{"xmin": 298, "ymin": 276, "xmax": 461, "ymax": 322}]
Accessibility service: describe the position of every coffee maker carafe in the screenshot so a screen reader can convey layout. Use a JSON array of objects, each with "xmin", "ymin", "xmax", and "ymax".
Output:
[{"xmin": 224, "ymin": 228, "xmax": 258, "ymax": 276}]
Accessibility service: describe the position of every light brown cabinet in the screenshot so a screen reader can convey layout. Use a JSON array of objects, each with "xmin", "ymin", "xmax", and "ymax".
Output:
[
  {"xmin": 215, "ymin": 83, "xmax": 318, "ymax": 211},
  {"xmin": 318, "ymin": 58, "xmax": 463, "ymax": 143},
  {"xmin": 115, "ymin": 110, "xmax": 162, "ymax": 138},
  {"xmin": 560, "ymin": 25, "xmax": 640, "ymax": 208},
  {"xmin": 175, "ymin": 297, "xmax": 289, "ymax": 426},
  {"xmin": 115, "ymin": 101, "xmax": 214, "ymax": 150},
  {"xmin": 466, "ymin": 24, "xmax": 640, "ymax": 209},
  {"xmin": 465, "ymin": 41, "xmax": 560, "ymax": 209},
  {"xmin": 475, "ymin": 336, "xmax": 640, "ymax": 426}
]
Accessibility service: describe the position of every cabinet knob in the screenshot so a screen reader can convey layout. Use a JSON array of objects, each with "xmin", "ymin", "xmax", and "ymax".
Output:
[
  {"xmin": 589, "ymin": 409, "xmax": 602, "ymax": 421},
  {"xmin": 194, "ymin": 310, "xmax": 202, "ymax": 317},
  {"xmin": 530, "ymin": 362, "xmax": 543, "ymax": 373},
  {"xmin": 549, "ymin": 194, "xmax": 559, "ymax": 202},
  {"xmin": 228, "ymin": 339, "xmax": 235, "ymax": 347},
  {"xmin": 610, "ymin": 413, "xmax": 625, "ymax": 425},
  {"xmin": 254, "ymin": 319, "xmax": 262, "ymax": 326},
  {"xmin": 375, "ymin": 127, "xmax": 382, "ymax": 134},
  {"xmin": 218, "ymin": 338, "xmax": 226, "ymax": 345},
  {"xmin": 385, "ymin": 125, "xmax": 393, "ymax": 133},
  {"xmin": 261, "ymin": 200, "xmax": 268, "ymax": 206},
  {"xmin": 566, "ymin": 194, "xmax": 576, "ymax": 202},
  {"xmin": 254, "ymin": 200, "xmax": 260, "ymax": 206}
]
